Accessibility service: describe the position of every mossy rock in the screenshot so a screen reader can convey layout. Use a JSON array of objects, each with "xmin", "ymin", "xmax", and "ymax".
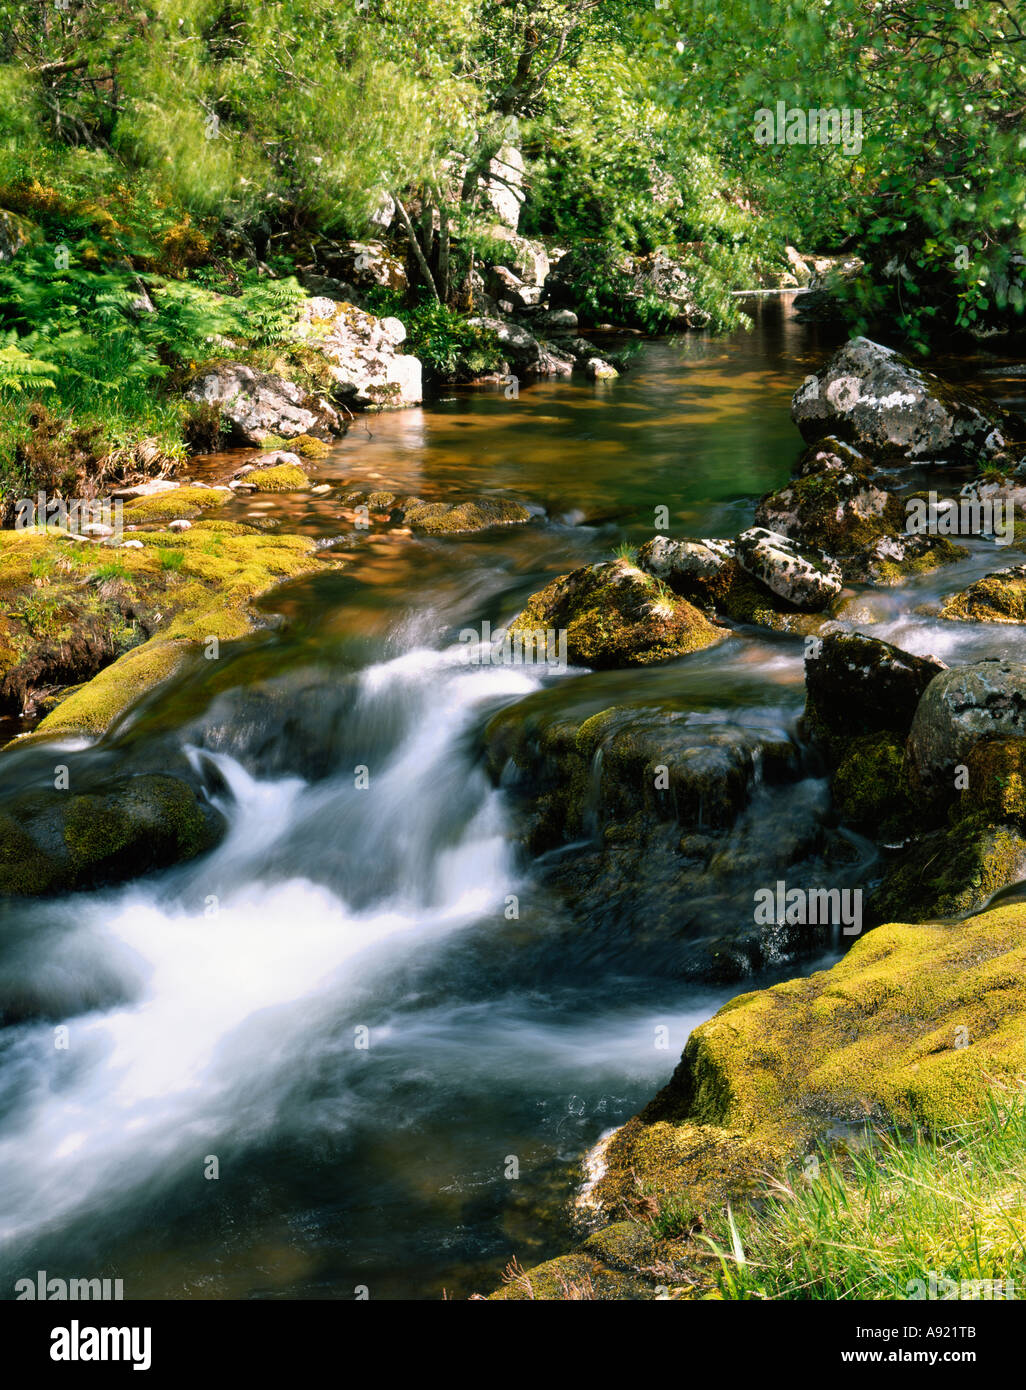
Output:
[
  {"xmin": 122, "ymin": 487, "xmax": 231, "ymax": 524},
  {"xmin": 940, "ymin": 565, "xmax": 1026, "ymax": 623},
  {"xmin": 0, "ymin": 773, "xmax": 224, "ymax": 896},
  {"xmin": 403, "ymin": 497, "xmax": 531, "ymax": 535},
  {"xmin": 251, "ymin": 463, "xmax": 310, "ymax": 492},
  {"xmin": 509, "ymin": 558, "xmax": 727, "ymax": 669},
  {"xmin": 0, "ymin": 523, "xmax": 338, "ymax": 743},
  {"xmin": 500, "ymin": 901, "xmax": 1026, "ymax": 1297},
  {"xmin": 831, "ymin": 731, "xmax": 913, "ymax": 838},
  {"xmin": 959, "ymin": 739, "xmax": 1026, "ymax": 827},
  {"xmin": 288, "ymin": 433, "xmax": 331, "ymax": 458},
  {"xmin": 870, "ymin": 814, "xmax": 1026, "ymax": 924}
]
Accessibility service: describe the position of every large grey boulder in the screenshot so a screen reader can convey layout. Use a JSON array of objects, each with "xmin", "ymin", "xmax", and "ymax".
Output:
[
  {"xmin": 184, "ymin": 363, "xmax": 341, "ymax": 444},
  {"xmin": 792, "ymin": 337, "xmax": 1016, "ymax": 463},
  {"xmin": 296, "ymin": 297, "xmax": 422, "ymax": 407},
  {"xmin": 908, "ymin": 660, "xmax": 1026, "ymax": 787}
]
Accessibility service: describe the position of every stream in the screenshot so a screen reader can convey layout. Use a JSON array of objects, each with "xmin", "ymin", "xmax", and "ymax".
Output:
[{"xmin": 2, "ymin": 295, "xmax": 1025, "ymax": 1300}]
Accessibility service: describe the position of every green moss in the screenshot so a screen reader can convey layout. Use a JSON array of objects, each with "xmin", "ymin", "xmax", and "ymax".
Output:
[
  {"xmin": 871, "ymin": 814, "xmax": 1026, "ymax": 924},
  {"xmin": 4, "ymin": 524, "xmax": 339, "ymax": 742},
  {"xmin": 959, "ymin": 739, "xmax": 1026, "ymax": 826},
  {"xmin": 122, "ymin": 486, "xmax": 231, "ymax": 524},
  {"xmin": 405, "ymin": 497, "xmax": 530, "ymax": 534},
  {"xmin": 832, "ymin": 732, "xmax": 913, "ymax": 837},
  {"xmin": 941, "ymin": 566, "xmax": 1026, "ymax": 623},
  {"xmin": 250, "ymin": 463, "xmax": 309, "ymax": 492},
  {"xmin": 288, "ymin": 434, "xmax": 331, "ymax": 458},
  {"xmin": 869, "ymin": 536, "xmax": 969, "ymax": 585},
  {"xmin": 510, "ymin": 558, "xmax": 727, "ymax": 669}
]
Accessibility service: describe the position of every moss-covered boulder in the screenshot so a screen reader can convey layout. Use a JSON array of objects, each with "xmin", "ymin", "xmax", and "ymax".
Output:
[
  {"xmin": 484, "ymin": 693, "xmax": 858, "ymax": 980},
  {"xmin": 0, "ymin": 772, "xmax": 224, "ymax": 896},
  {"xmin": 0, "ymin": 523, "xmax": 338, "ymax": 742},
  {"xmin": 803, "ymin": 630, "xmax": 946, "ymax": 759},
  {"xmin": 755, "ymin": 441, "xmax": 967, "ymax": 582},
  {"xmin": 870, "ymin": 815, "xmax": 1026, "ymax": 924},
  {"xmin": 941, "ymin": 565, "xmax": 1026, "ymax": 623},
  {"xmin": 495, "ymin": 902, "xmax": 1026, "ymax": 1296},
  {"xmin": 508, "ymin": 558, "xmax": 727, "ymax": 668},
  {"xmin": 122, "ymin": 485, "xmax": 232, "ymax": 525},
  {"xmin": 831, "ymin": 731, "xmax": 913, "ymax": 838},
  {"xmin": 250, "ymin": 463, "xmax": 310, "ymax": 492}
]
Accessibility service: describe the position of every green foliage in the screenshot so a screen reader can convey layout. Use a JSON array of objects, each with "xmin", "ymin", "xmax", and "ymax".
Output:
[
  {"xmin": 646, "ymin": 0, "xmax": 1026, "ymax": 346},
  {"xmin": 400, "ymin": 298, "xmax": 503, "ymax": 382}
]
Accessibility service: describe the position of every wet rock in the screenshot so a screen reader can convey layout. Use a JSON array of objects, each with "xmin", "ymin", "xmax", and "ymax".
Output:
[
  {"xmin": 239, "ymin": 450, "xmax": 303, "ymax": 471},
  {"xmin": 484, "ymin": 692, "xmax": 858, "ymax": 984},
  {"xmin": 586, "ymin": 357, "xmax": 619, "ymax": 381},
  {"xmin": 735, "ymin": 527, "xmax": 842, "ymax": 611},
  {"xmin": 250, "ymin": 464, "xmax": 310, "ymax": 492},
  {"xmin": 941, "ymin": 566, "xmax": 1026, "ymax": 623},
  {"xmin": 296, "ymin": 297, "xmax": 423, "ymax": 408},
  {"xmin": 804, "ymin": 631, "xmax": 946, "ymax": 750},
  {"xmin": 0, "ymin": 773, "xmax": 225, "ymax": 897},
  {"xmin": 508, "ymin": 557, "xmax": 728, "ymax": 668},
  {"xmin": 401, "ymin": 497, "xmax": 531, "ymax": 535},
  {"xmin": 907, "ymin": 660, "xmax": 1026, "ymax": 791},
  {"xmin": 871, "ymin": 817, "xmax": 1026, "ymax": 924},
  {"xmin": 791, "ymin": 336, "xmax": 1017, "ymax": 463},
  {"xmin": 184, "ymin": 363, "xmax": 341, "ymax": 445}
]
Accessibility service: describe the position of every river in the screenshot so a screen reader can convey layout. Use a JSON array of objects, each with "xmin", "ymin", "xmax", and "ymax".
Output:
[{"xmin": 1, "ymin": 295, "xmax": 1023, "ymax": 1300}]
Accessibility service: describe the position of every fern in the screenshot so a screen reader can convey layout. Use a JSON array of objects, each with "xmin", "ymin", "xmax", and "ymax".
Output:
[{"xmin": 0, "ymin": 334, "xmax": 56, "ymax": 391}]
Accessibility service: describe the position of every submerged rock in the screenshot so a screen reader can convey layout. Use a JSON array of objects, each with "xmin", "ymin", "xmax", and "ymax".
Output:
[
  {"xmin": 791, "ymin": 336, "xmax": 1017, "ymax": 464},
  {"xmin": 508, "ymin": 558, "xmax": 728, "ymax": 668},
  {"xmin": 0, "ymin": 773, "xmax": 224, "ymax": 896}
]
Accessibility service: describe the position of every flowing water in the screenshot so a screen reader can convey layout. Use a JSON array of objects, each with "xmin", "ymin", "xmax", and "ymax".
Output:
[{"xmin": 2, "ymin": 297, "xmax": 1025, "ymax": 1300}]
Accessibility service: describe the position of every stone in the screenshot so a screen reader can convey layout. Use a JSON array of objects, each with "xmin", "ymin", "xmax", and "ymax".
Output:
[
  {"xmin": 735, "ymin": 527, "xmax": 842, "ymax": 611},
  {"xmin": 791, "ymin": 336, "xmax": 1017, "ymax": 463},
  {"xmin": 184, "ymin": 363, "xmax": 340, "ymax": 444}
]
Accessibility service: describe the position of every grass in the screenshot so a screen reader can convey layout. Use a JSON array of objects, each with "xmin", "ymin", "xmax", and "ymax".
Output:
[{"xmin": 701, "ymin": 1088, "xmax": 1026, "ymax": 1300}]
